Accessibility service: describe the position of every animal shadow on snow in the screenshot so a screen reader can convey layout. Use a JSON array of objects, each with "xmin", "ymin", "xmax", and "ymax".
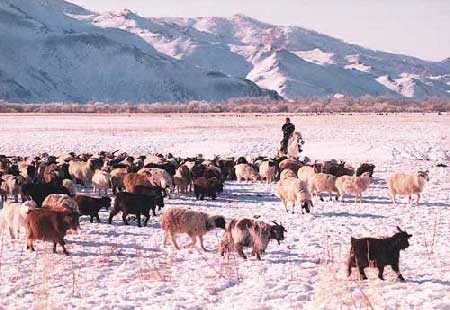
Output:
[
  {"xmin": 321, "ymin": 211, "xmax": 386, "ymax": 219},
  {"xmin": 408, "ymin": 278, "xmax": 450, "ymax": 286}
]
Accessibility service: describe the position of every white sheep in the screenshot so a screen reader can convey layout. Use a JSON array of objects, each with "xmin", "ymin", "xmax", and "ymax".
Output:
[
  {"xmin": 259, "ymin": 160, "xmax": 278, "ymax": 183},
  {"xmin": 0, "ymin": 200, "xmax": 37, "ymax": 239},
  {"xmin": 235, "ymin": 163, "xmax": 259, "ymax": 182},
  {"xmin": 92, "ymin": 169, "xmax": 111, "ymax": 196},
  {"xmin": 335, "ymin": 172, "xmax": 371, "ymax": 203},
  {"xmin": 160, "ymin": 207, "xmax": 225, "ymax": 251},
  {"xmin": 68, "ymin": 158, "xmax": 96, "ymax": 186},
  {"xmin": 386, "ymin": 170, "xmax": 429, "ymax": 204},
  {"xmin": 276, "ymin": 176, "xmax": 313, "ymax": 214},
  {"xmin": 308, "ymin": 173, "xmax": 339, "ymax": 201}
]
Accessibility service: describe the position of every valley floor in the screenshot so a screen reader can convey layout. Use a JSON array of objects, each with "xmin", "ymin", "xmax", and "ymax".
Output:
[{"xmin": 0, "ymin": 113, "xmax": 449, "ymax": 309}]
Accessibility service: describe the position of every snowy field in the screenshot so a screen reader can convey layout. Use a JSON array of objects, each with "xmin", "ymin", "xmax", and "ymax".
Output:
[{"xmin": 0, "ymin": 113, "xmax": 450, "ymax": 310}]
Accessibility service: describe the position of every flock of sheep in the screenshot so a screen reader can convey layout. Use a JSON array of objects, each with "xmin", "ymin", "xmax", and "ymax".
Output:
[{"xmin": 0, "ymin": 151, "xmax": 431, "ymax": 279}]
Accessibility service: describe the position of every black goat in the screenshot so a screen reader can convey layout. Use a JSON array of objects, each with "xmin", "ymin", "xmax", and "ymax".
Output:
[{"xmin": 347, "ymin": 227, "xmax": 412, "ymax": 281}]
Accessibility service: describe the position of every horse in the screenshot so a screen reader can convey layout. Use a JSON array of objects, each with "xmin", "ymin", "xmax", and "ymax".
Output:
[{"xmin": 279, "ymin": 132, "xmax": 304, "ymax": 159}]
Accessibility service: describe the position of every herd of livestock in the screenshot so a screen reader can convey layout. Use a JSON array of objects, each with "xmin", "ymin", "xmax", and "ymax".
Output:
[{"xmin": 0, "ymin": 150, "xmax": 429, "ymax": 281}]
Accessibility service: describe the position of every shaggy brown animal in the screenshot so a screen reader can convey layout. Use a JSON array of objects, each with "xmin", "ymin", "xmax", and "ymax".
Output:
[
  {"xmin": 26, "ymin": 209, "xmax": 80, "ymax": 255},
  {"xmin": 193, "ymin": 177, "xmax": 223, "ymax": 200}
]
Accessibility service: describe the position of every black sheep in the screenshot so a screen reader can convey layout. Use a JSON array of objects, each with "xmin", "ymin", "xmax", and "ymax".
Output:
[
  {"xmin": 74, "ymin": 195, "xmax": 111, "ymax": 223},
  {"xmin": 108, "ymin": 192, "xmax": 156, "ymax": 227}
]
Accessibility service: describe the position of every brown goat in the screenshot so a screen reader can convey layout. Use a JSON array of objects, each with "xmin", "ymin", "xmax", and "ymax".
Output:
[{"xmin": 26, "ymin": 209, "xmax": 80, "ymax": 255}]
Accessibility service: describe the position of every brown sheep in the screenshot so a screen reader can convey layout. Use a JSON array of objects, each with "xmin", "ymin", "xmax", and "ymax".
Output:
[{"xmin": 160, "ymin": 208, "xmax": 225, "ymax": 251}]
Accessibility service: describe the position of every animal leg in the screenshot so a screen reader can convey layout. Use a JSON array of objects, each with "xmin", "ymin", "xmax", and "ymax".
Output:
[
  {"xmin": 59, "ymin": 238, "xmax": 69, "ymax": 255},
  {"xmin": 96, "ymin": 213, "xmax": 101, "ymax": 223},
  {"xmin": 163, "ymin": 232, "xmax": 169, "ymax": 247},
  {"xmin": 255, "ymin": 250, "xmax": 262, "ymax": 261},
  {"xmin": 136, "ymin": 213, "xmax": 142, "ymax": 227},
  {"xmin": 122, "ymin": 212, "xmax": 129, "ymax": 225},
  {"xmin": 377, "ymin": 265, "xmax": 385, "ymax": 280},
  {"xmin": 358, "ymin": 266, "xmax": 368, "ymax": 280},
  {"xmin": 170, "ymin": 231, "xmax": 181, "ymax": 250},
  {"xmin": 143, "ymin": 212, "xmax": 150, "ymax": 226},
  {"xmin": 90, "ymin": 215, "xmax": 94, "ymax": 223},
  {"xmin": 292, "ymin": 202, "xmax": 296, "ymax": 214},
  {"xmin": 199, "ymin": 235, "xmax": 210, "ymax": 252},
  {"xmin": 416, "ymin": 193, "xmax": 421, "ymax": 205},
  {"xmin": 53, "ymin": 242, "xmax": 58, "ymax": 253},
  {"xmin": 391, "ymin": 263, "xmax": 405, "ymax": 282},
  {"xmin": 235, "ymin": 243, "xmax": 247, "ymax": 259},
  {"xmin": 184, "ymin": 234, "xmax": 197, "ymax": 248},
  {"xmin": 108, "ymin": 209, "xmax": 118, "ymax": 224},
  {"xmin": 347, "ymin": 263, "xmax": 352, "ymax": 277}
]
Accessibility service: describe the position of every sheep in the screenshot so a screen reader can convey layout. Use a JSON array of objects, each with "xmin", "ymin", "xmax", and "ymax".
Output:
[
  {"xmin": 297, "ymin": 166, "xmax": 317, "ymax": 184},
  {"xmin": 62, "ymin": 179, "xmax": 77, "ymax": 197},
  {"xmin": 308, "ymin": 173, "xmax": 339, "ymax": 201},
  {"xmin": 110, "ymin": 167, "xmax": 129, "ymax": 194},
  {"xmin": 276, "ymin": 177, "xmax": 313, "ymax": 214},
  {"xmin": 0, "ymin": 174, "xmax": 24, "ymax": 203},
  {"xmin": 386, "ymin": 170, "xmax": 429, "ymax": 204},
  {"xmin": 26, "ymin": 208, "xmax": 80, "ymax": 255},
  {"xmin": 193, "ymin": 177, "xmax": 223, "ymax": 200},
  {"xmin": 323, "ymin": 160, "xmax": 354, "ymax": 177},
  {"xmin": 259, "ymin": 160, "xmax": 278, "ymax": 183},
  {"xmin": 220, "ymin": 219, "xmax": 286, "ymax": 260},
  {"xmin": 234, "ymin": 163, "xmax": 259, "ymax": 182},
  {"xmin": 42, "ymin": 194, "xmax": 80, "ymax": 214},
  {"xmin": 0, "ymin": 200, "xmax": 37, "ymax": 239},
  {"xmin": 92, "ymin": 169, "xmax": 111, "ymax": 196},
  {"xmin": 160, "ymin": 207, "xmax": 225, "ymax": 251},
  {"xmin": 108, "ymin": 192, "xmax": 157, "ymax": 227},
  {"xmin": 348, "ymin": 227, "xmax": 412, "ymax": 281},
  {"xmin": 74, "ymin": 195, "xmax": 111, "ymax": 223},
  {"xmin": 137, "ymin": 168, "xmax": 174, "ymax": 193},
  {"xmin": 335, "ymin": 172, "xmax": 371, "ymax": 203},
  {"xmin": 68, "ymin": 158, "xmax": 102, "ymax": 186},
  {"xmin": 279, "ymin": 169, "xmax": 297, "ymax": 181}
]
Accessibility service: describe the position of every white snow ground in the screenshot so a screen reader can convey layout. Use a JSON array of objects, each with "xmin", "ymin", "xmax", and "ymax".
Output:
[{"xmin": 0, "ymin": 113, "xmax": 449, "ymax": 310}]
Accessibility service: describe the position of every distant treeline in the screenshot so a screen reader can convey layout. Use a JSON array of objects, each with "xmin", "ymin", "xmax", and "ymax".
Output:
[{"xmin": 1, "ymin": 97, "xmax": 450, "ymax": 113}]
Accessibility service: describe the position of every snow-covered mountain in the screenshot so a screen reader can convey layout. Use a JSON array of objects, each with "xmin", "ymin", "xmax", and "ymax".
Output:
[
  {"xmin": 1, "ymin": 0, "xmax": 449, "ymax": 103},
  {"xmin": 0, "ymin": 0, "xmax": 278, "ymax": 103}
]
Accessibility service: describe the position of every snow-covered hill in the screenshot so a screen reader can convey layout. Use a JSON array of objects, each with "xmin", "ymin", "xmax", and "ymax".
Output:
[
  {"xmin": 0, "ymin": 0, "xmax": 278, "ymax": 103},
  {"xmin": 1, "ymin": 0, "xmax": 449, "ymax": 102}
]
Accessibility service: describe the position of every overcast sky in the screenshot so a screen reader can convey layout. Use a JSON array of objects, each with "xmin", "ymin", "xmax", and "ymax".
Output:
[{"xmin": 68, "ymin": 0, "xmax": 450, "ymax": 61}]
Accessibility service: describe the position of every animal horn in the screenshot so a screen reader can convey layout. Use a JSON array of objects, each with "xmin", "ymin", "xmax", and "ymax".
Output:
[
  {"xmin": 272, "ymin": 220, "xmax": 279, "ymax": 226},
  {"xmin": 396, "ymin": 226, "xmax": 403, "ymax": 232}
]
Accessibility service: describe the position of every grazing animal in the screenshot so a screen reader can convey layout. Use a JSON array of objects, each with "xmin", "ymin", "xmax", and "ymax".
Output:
[
  {"xmin": 132, "ymin": 185, "xmax": 165, "ymax": 211},
  {"xmin": 160, "ymin": 208, "xmax": 225, "ymax": 251},
  {"xmin": 348, "ymin": 227, "xmax": 412, "ymax": 282},
  {"xmin": 0, "ymin": 200, "xmax": 37, "ymax": 239},
  {"xmin": 259, "ymin": 160, "xmax": 278, "ymax": 183},
  {"xmin": 0, "ymin": 174, "xmax": 24, "ymax": 203},
  {"xmin": 173, "ymin": 165, "xmax": 191, "ymax": 193},
  {"xmin": 110, "ymin": 167, "xmax": 129, "ymax": 194},
  {"xmin": 26, "ymin": 208, "xmax": 80, "ymax": 255},
  {"xmin": 68, "ymin": 158, "xmax": 101, "ymax": 186},
  {"xmin": 308, "ymin": 173, "xmax": 339, "ymax": 201},
  {"xmin": 108, "ymin": 192, "xmax": 157, "ymax": 227},
  {"xmin": 386, "ymin": 170, "xmax": 429, "ymax": 204},
  {"xmin": 92, "ymin": 169, "xmax": 111, "ymax": 196},
  {"xmin": 356, "ymin": 163, "xmax": 376, "ymax": 177},
  {"xmin": 193, "ymin": 177, "xmax": 223, "ymax": 200},
  {"xmin": 74, "ymin": 195, "xmax": 111, "ymax": 223},
  {"xmin": 123, "ymin": 172, "xmax": 152, "ymax": 193},
  {"xmin": 335, "ymin": 172, "xmax": 371, "ymax": 203},
  {"xmin": 137, "ymin": 168, "xmax": 173, "ymax": 193},
  {"xmin": 297, "ymin": 165, "xmax": 317, "ymax": 184},
  {"xmin": 21, "ymin": 182, "xmax": 69, "ymax": 207},
  {"xmin": 276, "ymin": 177, "xmax": 313, "ymax": 214},
  {"xmin": 220, "ymin": 219, "xmax": 286, "ymax": 260},
  {"xmin": 234, "ymin": 163, "xmax": 259, "ymax": 182},
  {"xmin": 279, "ymin": 169, "xmax": 297, "ymax": 181}
]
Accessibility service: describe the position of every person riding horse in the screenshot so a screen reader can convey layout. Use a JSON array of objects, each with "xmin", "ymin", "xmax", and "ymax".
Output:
[{"xmin": 280, "ymin": 117, "xmax": 296, "ymax": 154}]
